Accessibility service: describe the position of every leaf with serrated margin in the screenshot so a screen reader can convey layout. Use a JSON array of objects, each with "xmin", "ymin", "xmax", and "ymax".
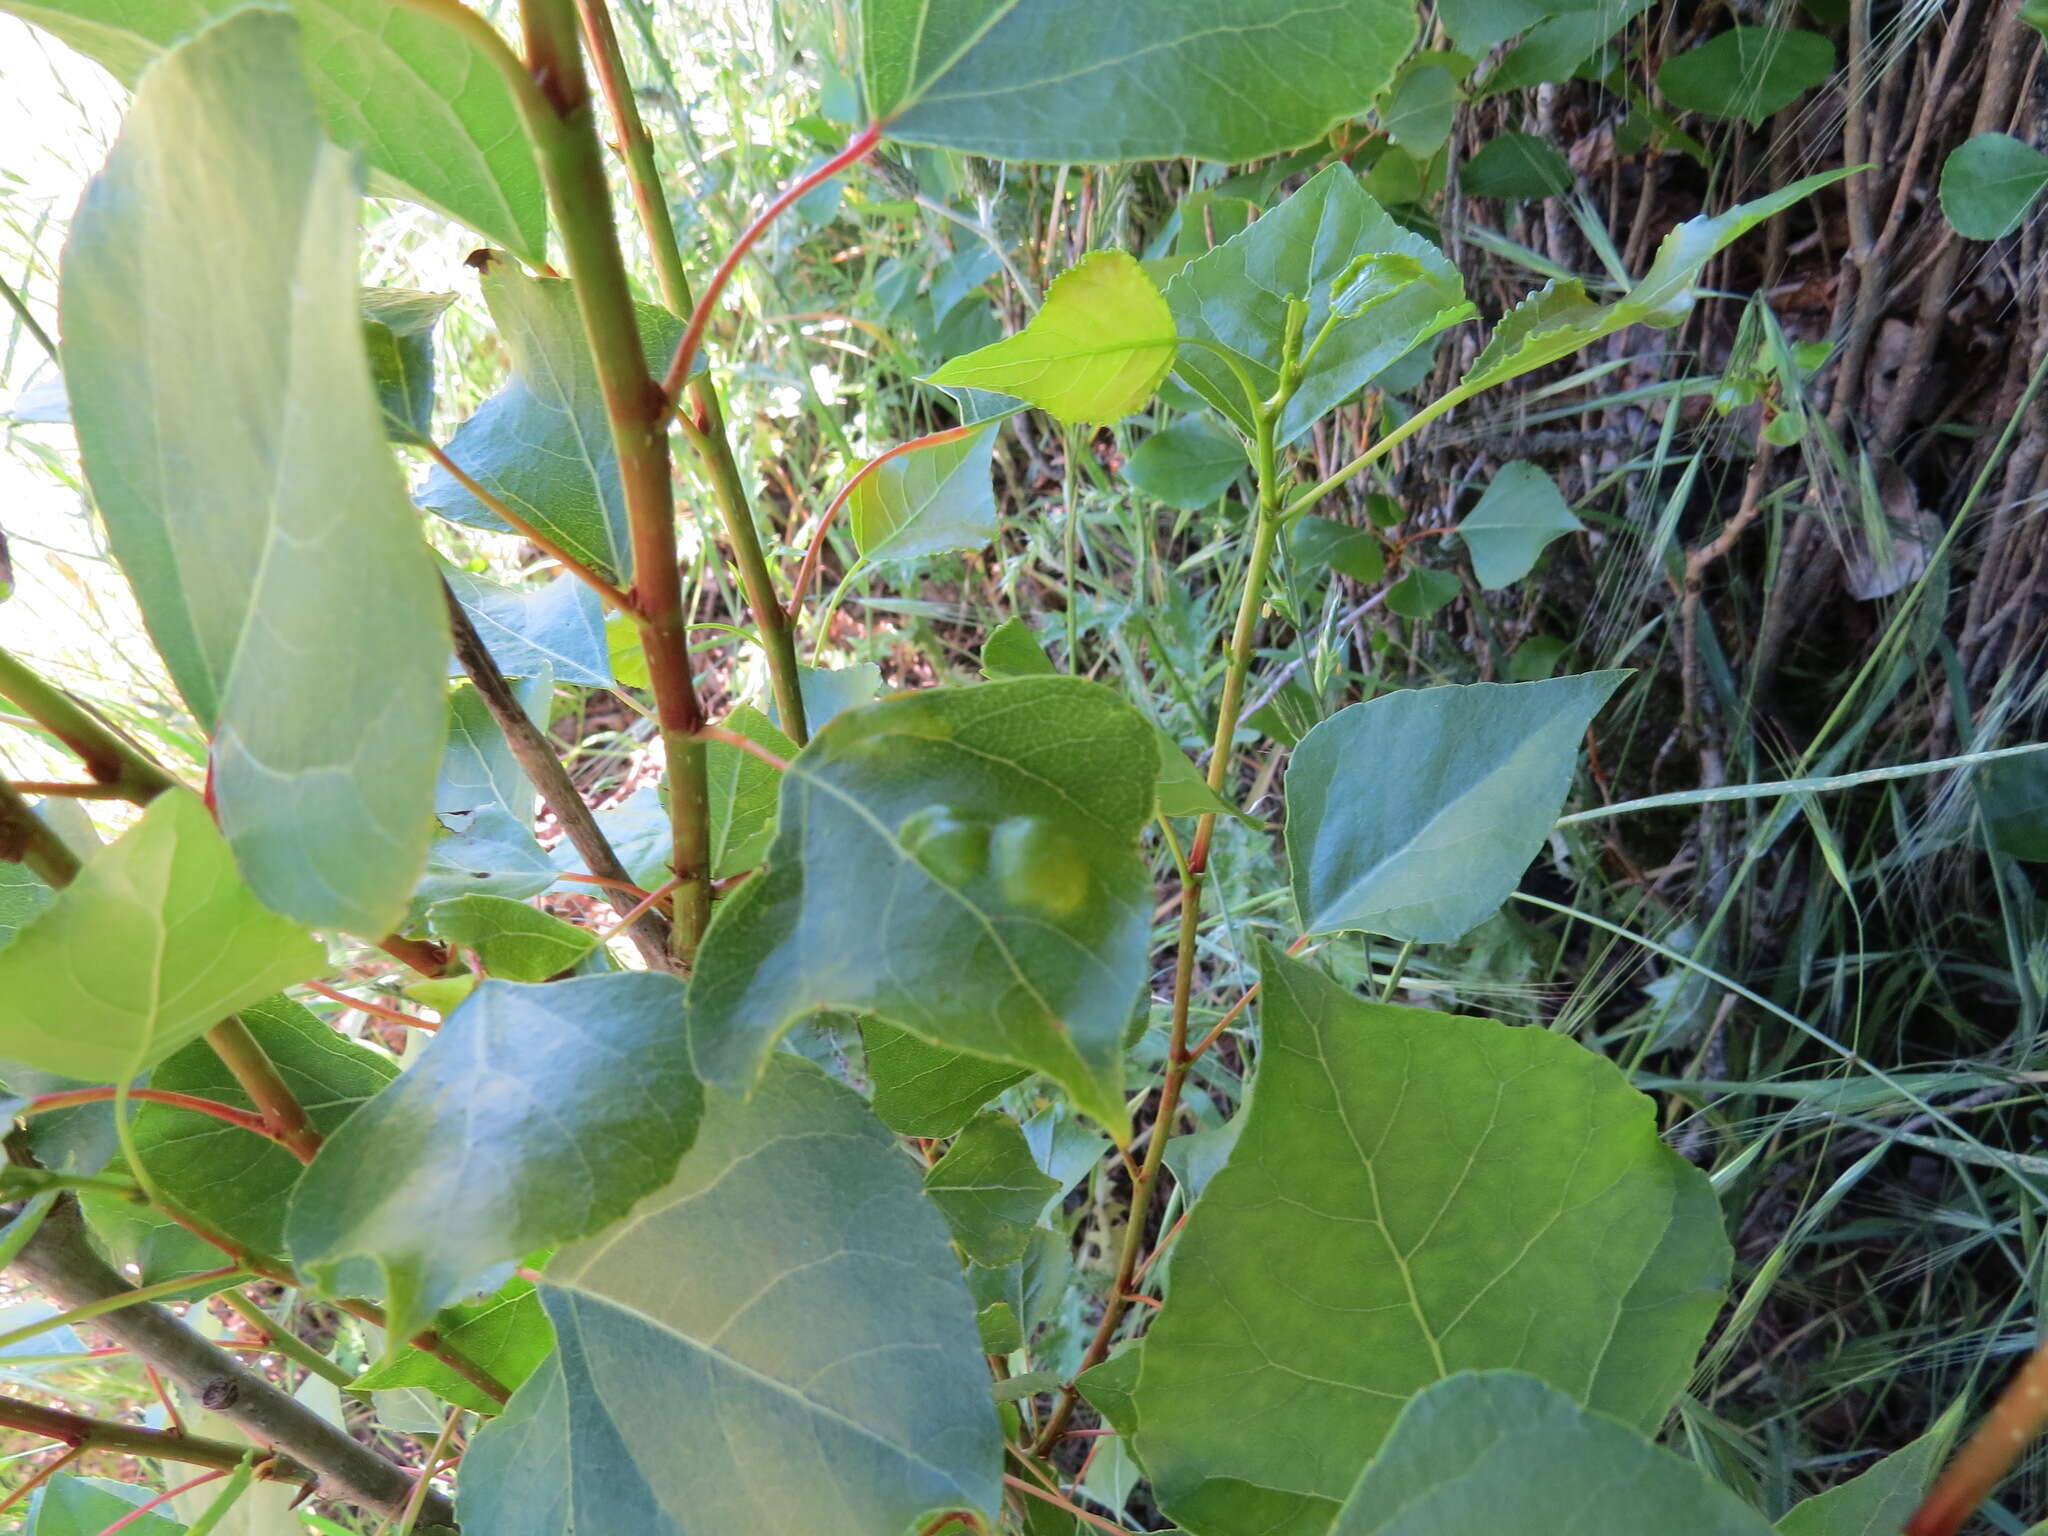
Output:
[
  {"xmin": 353, "ymin": 1277, "xmax": 555, "ymax": 1415},
  {"xmin": 421, "ymin": 261, "xmax": 684, "ymax": 585},
  {"xmin": 1286, "ymin": 673, "xmax": 1626, "ymax": 943},
  {"xmin": 444, "ymin": 568, "xmax": 610, "ymax": 687},
  {"xmin": 851, "ymin": 423, "xmax": 1001, "ymax": 563},
  {"xmin": 0, "ymin": 792, "xmax": 322, "ymax": 1083},
  {"xmin": 1, "ymin": 0, "xmax": 545, "ymax": 260},
  {"xmin": 1168, "ymin": 166, "xmax": 1473, "ymax": 446},
  {"xmin": 286, "ymin": 972, "xmax": 700, "ymax": 1349},
  {"xmin": 689, "ymin": 678, "xmax": 1154, "ymax": 1133},
  {"xmin": 864, "ymin": 0, "xmax": 1415, "ymax": 164},
  {"xmin": 924, "ymin": 1110, "xmax": 1060, "ymax": 1266},
  {"xmin": 1328, "ymin": 1373, "xmax": 1771, "ymax": 1536},
  {"xmin": 459, "ymin": 1054, "xmax": 1001, "ymax": 1536},
  {"xmin": 931, "ymin": 252, "xmax": 1175, "ymax": 428},
  {"xmin": 1135, "ymin": 948, "xmax": 1730, "ymax": 1536},
  {"xmin": 61, "ymin": 11, "xmax": 449, "ymax": 934}
]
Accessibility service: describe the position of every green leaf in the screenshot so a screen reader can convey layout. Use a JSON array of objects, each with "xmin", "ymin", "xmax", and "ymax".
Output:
[
  {"xmin": 460, "ymin": 1055, "xmax": 1002, "ymax": 1536},
  {"xmin": 706, "ymin": 704, "xmax": 797, "ymax": 879},
  {"xmin": 61, "ymin": 11, "xmax": 449, "ymax": 936},
  {"xmin": 1980, "ymin": 749, "xmax": 2048, "ymax": 861},
  {"xmin": 0, "ymin": 861, "xmax": 53, "ymax": 951},
  {"xmin": 1287, "ymin": 674, "xmax": 1626, "ymax": 941},
  {"xmin": 1507, "ymin": 634, "xmax": 1572, "ymax": 681},
  {"xmin": 1776, "ymin": 1432, "xmax": 1943, "ymax": 1535},
  {"xmin": 688, "ymin": 678, "xmax": 1156, "ymax": 1132},
  {"xmin": 287, "ymin": 971, "xmax": 700, "ymax": 1348},
  {"xmin": 982, "ymin": 617, "xmax": 1059, "ymax": 679},
  {"xmin": 426, "ymin": 894, "xmax": 599, "ymax": 982},
  {"xmin": 2, "ymin": 0, "xmax": 545, "ymax": 260},
  {"xmin": 1456, "ymin": 462, "xmax": 1584, "ymax": 588},
  {"xmin": 1154, "ymin": 728, "xmax": 1251, "ymax": 822},
  {"xmin": 864, "ymin": 0, "xmax": 1416, "ymax": 163},
  {"xmin": 1168, "ymin": 167, "xmax": 1473, "ymax": 446},
  {"xmin": 1940, "ymin": 133, "xmax": 2048, "ymax": 240},
  {"xmin": 1076, "ymin": 1341, "xmax": 1141, "ymax": 1438},
  {"xmin": 1381, "ymin": 58, "xmax": 1460, "ymax": 156},
  {"xmin": 361, "ymin": 287, "xmax": 453, "ymax": 446},
  {"xmin": 1385, "ymin": 566, "xmax": 1460, "ymax": 619},
  {"xmin": 445, "ymin": 568, "xmax": 611, "ymax": 687},
  {"xmin": 863, "ymin": 1019, "xmax": 1029, "ymax": 1138},
  {"xmin": 1657, "ymin": 27, "xmax": 1835, "ymax": 128},
  {"xmin": 773, "ymin": 661, "xmax": 883, "ymax": 734},
  {"xmin": 923, "ymin": 1110, "xmax": 1061, "ymax": 1266},
  {"xmin": 1124, "ymin": 417, "xmax": 1244, "ymax": 511},
  {"xmin": 930, "ymin": 251, "xmax": 1176, "ymax": 428},
  {"xmin": 850, "ymin": 423, "xmax": 1001, "ymax": 563},
  {"xmin": 1328, "ymin": 1373, "xmax": 1771, "ymax": 1536},
  {"xmin": 130, "ymin": 996, "xmax": 395, "ymax": 1263},
  {"xmin": 1459, "ymin": 132, "xmax": 1573, "ymax": 199},
  {"xmin": 1289, "ymin": 515, "xmax": 1386, "ymax": 585},
  {"xmin": 352, "ymin": 1277, "xmax": 555, "ymax": 1415},
  {"xmin": 421, "ymin": 261, "xmax": 684, "ymax": 585},
  {"xmin": 1135, "ymin": 950, "xmax": 1731, "ymax": 1534},
  {"xmin": 0, "ymin": 793, "xmax": 322, "ymax": 1083},
  {"xmin": 422, "ymin": 677, "xmax": 555, "ymax": 905},
  {"xmin": 28, "ymin": 1475, "xmax": 186, "ymax": 1536}
]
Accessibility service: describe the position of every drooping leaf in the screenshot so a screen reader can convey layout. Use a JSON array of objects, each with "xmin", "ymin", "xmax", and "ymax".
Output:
[
  {"xmin": 1123, "ymin": 417, "xmax": 1244, "ymax": 510},
  {"xmin": 444, "ymin": 568, "xmax": 611, "ymax": 687},
  {"xmin": 421, "ymin": 261, "xmax": 684, "ymax": 585},
  {"xmin": 1135, "ymin": 950, "xmax": 1731, "ymax": 1534},
  {"xmin": 1168, "ymin": 167, "xmax": 1473, "ymax": 445},
  {"xmin": 1456, "ymin": 461, "xmax": 1583, "ymax": 588},
  {"xmin": 1776, "ymin": 1431, "xmax": 1944, "ymax": 1536},
  {"xmin": 930, "ymin": 252, "xmax": 1176, "ymax": 427},
  {"xmin": 1327, "ymin": 1373, "xmax": 1771, "ymax": 1536},
  {"xmin": 287, "ymin": 972, "xmax": 700, "ymax": 1348},
  {"xmin": 361, "ymin": 287, "xmax": 453, "ymax": 446},
  {"xmin": 981, "ymin": 617, "xmax": 1059, "ymax": 679},
  {"xmin": 924, "ymin": 1110, "xmax": 1061, "ymax": 1266},
  {"xmin": 27, "ymin": 1475, "xmax": 185, "ymax": 1536},
  {"xmin": 850, "ymin": 423, "xmax": 1001, "ymax": 563},
  {"xmin": 1287, "ymin": 674, "xmax": 1626, "ymax": 942},
  {"xmin": 422, "ymin": 676, "xmax": 556, "ymax": 905},
  {"xmin": 1939, "ymin": 133, "xmax": 2048, "ymax": 241},
  {"xmin": 706, "ymin": 704, "xmax": 797, "ymax": 879},
  {"xmin": 1385, "ymin": 565, "xmax": 1460, "ymax": 619},
  {"xmin": 2, "ymin": 0, "xmax": 545, "ymax": 259},
  {"xmin": 864, "ymin": 0, "xmax": 1416, "ymax": 164},
  {"xmin": 460, "ymin": 1054, "xmax": 1002, "ymax": 1536},
  {"xmin": 0, "ymin": 792, "xmax": 322, "ymax": 1083},
  {"xmin": 352, "ymin": 1277, "xmax": 555, "ymax": 1415},
  {"xmin": 1289, "ymin": 515, "xmax": 1386, "ymax": 585},
  {"xmin": 131, "ymin": 995, "xmax": 395, "ymax": 1262},
  {"xmin": 61, "ymin": 11, "xmax": 449, "ymax": 935},
  {"xmin": 864, "ymin": 1019, "xmax": 1029, "ymax": 1138},
  {"xmin": 689, "ymin": 679, "xmax": 1155, "ymax": 1131},
  {"xmin": 1459, "ymin": 132, "xmax": 1573, "ymax": 199},
  {"xmin": 426, "ymin": 894, "xmax": 599, "ymax": 982},
  {"xmin": 1153, "ymin": 727, "xmax": 1251, "ymax": 822},
  {"xmin": 1657, "ymin": 27, "xmax": 1835, "ymax": 128}
]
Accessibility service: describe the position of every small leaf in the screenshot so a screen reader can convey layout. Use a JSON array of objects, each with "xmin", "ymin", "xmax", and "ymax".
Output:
[
  {"xmin": 864, "ymin": 1020, "xmax": 1029, "ymax": 1138},
  {"xmin": 850, "ymin": 423, "xmax": 1001, "ymax": 563},
  {"xmin": 1135, "ymin": 949, "xmax": 1731, "ymax": 1532},
  {"xmin": 1328, "ymin": 1373, "xmax": 1771, "ymax": 1535},
  {"xmin": 287, "ymin": 972, "xmax": 700, "ymax": 1349},
  {"xmin": 61, "ymin": 11, "xmax": 449, "ymax": 935},
  {"xmin": 924, "ymin": 1110, "xmax": 1061, "ymax": 1266},
  {"xmin": 460, "ymin": 1055, "xmax": 1002, "ymax": 1536},
  {"xmin": 1286, "ymin": 674, "xmax": 1626, "ymax": 941},
  {"xmin": 352, "ymin": 1277, "xmax": 555, "ymax": 1415},
  {"xmin": 865, "ymin": 0, "xmax": 1417, "ymax": 163},
  {"xmin": 26, "ymin": 1475, "xmax": 186, "ymax": 1536},
  {"xmin": 930, "ymin": 252, "xmax": 1176, "ymax": 428},
  {"xmin": 0, "ymin": 792, "xmax": 322, "ymax": 1083},
  {"xmin": 1153, "ymin": 727, "xmax": 1251, "ymax": 822},
  {"xmin": 421, "ymin": 261, "xmax": 684, "ymax": 584},
  {"xmin": 689, "ymin": 679, "xmax": 1156, "ymax": 1133},
  {"xmin": 706, "ymin": 704, "xmax": 797, "ymax": 879},
  {"xmin": 1123, "ymin": 417, "xmax": 1244, "ymax": 510},
  {"xmin": 1456, "ymin": 462, "xmax": 1584, "ymax": 588},
  {"xmin": 981, "ymin": 617, "xmax": 1059, "ymax": 679},
  {"xmin": 1939, "ymin": 133, "xmax": 2048, "ymax": 241},
  {"xmin": 426, "ymin": 894, "xmax": 599, "ymax": 982},
  {"xmin": 1381, "ymin": 57, "xmax": 1460, "ymax": 155},
  {"xmin": 1289, "ymin": 515, "xmax": 1386, "ymax": 585},
  {"xmin": 772, "ymin": 661, "xmax": 883, "ymax": 734},
  {"xmin": 1979, "ymin": 750, "xmax": 2048, "ymax": 861},
  {"xmin": 1168, "ymin": 167, "xmax": 1473, "ymax": 446},
  {"xmin": 1385, "ymin": 566, "xmax": 1460, "ymax": 619},
  {"xmin": 361, "ymin": 287, "xmax": 453, "ymax": 446},
  {"xmin": 1776, "ymin": 1431, "xmax": 1944, "ymax": 1536},
  {"xmin": 1657, "ymin": 27, "xmax": 1835, "ymax": 128},
  {"xmin": 0, "ymin": 862, "xmax": 53, "ymax": 952},
  {"xmin": 444, "ymin": 568, "xmax": 610, "ymax": 687},
  {"xmin": 1459, "ymin": 132, "xmax": 1573, "ymax": 199},
  {"xmin": 422, "ymin": 677, "xmax": 554, "ymax": 905},
  {"xmin": 3, "ymin": 0, "xmax": 546, "ymax": 260},
  {"xmin": 1076, "ymin": 1342, "xmax": 1142, "ymax": 1438}
]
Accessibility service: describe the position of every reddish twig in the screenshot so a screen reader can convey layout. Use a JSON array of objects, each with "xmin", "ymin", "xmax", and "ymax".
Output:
[
  {"xmin": 696, "ymin": 722, "xmax": 793, "ymax": 771},
  {"xmin": 17, "ymin": 1087, "xmax": 274, "ymax": 1141},
  {"xmin": 95, "ymin": 1469, "xmax": 229, "ymax": 1535},
  {"xmin": 303, "ymin": 981, "xmax": 438, "ymax": 1032},
  {"xmin": 0, "ymin": 1445, "xmax": 82, "ymax": 1520},
  {"xmin": 424, "ymin": 441, "xmax": 633, "ymax": 613},
  {"xmin": 1908, "ymin": 1329, "xmax": 2048, "ymax": 1536},
  {"xmin": 595, "ymin": 874, "xmax": 684, "ymax": 944}
]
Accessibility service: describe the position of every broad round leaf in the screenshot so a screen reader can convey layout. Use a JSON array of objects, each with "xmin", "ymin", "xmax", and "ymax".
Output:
[
  {"xmin": 1124, "ymin": 417, "xmax": 1244, "ymax": 510},
  {"xmin": 1135, "ymin": 950, "xmax": 1731, "ymax": 1534},
  {"xmin": 1456, "ymin": 461, "xmax": 1583, "ymax": 588},
  {"xmin": 1939, "ymin": 132, "xmax": 2048, "ymax": 241}
]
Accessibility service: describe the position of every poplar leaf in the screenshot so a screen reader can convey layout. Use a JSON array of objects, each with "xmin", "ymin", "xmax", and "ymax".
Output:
[
  {"xmin": 851, "ymin": 423, "xmax": 1001, "ymax": 564},
  {"xmin": 1456, "ymin": 462, "xmax": 1583, "ymax": 588}
]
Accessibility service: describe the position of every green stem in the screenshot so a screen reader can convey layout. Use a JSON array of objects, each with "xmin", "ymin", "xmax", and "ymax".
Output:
[
  {"xmin": 0, "ymin": 1265, "xmax": 247, "ymax": 1355},
  {"xmin": 218, "ymin": 1290, "xmax": 355, "ymax": 1390},
  {"xmin": 0, "ymin": 1395, "xmax": 291, "ymax": 1480},
  {"xmin": 0, "ymin": 1166, "xmax": 142, "ymax": 1201},
  {"xmin": 520, "ymin": 0, "xmax": 711, "ymax": 953},
  {"xmin": 204, "ymin": 1016, "xmax": 323, "ymax": 1162},
  {"xmin": 0, "ymin": 644, "xmax": 181, "ymax": 803}
]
